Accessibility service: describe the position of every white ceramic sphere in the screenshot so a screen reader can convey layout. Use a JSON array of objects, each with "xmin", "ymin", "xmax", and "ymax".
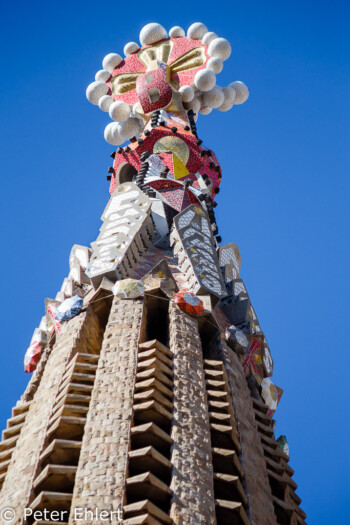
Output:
[
  {"xmin": 187, "ymin": 22, "xmax": 208, "ymax": 40},
  {"xmin": 196, "ymin": 93, "xmax": 203, "ymax": 105},
  {"xmin": 86, "ymin": 81, "xmax": 109, "ymax": 105},
  {"xmin": 217, "ymin": 102, "xmax": 234, "ymax": 112},
  {"xmin": 230, "ymin": 81, "xmax": 249, "ymax": 104},
  {"xmin": 169, "ymin": 26, "xmax": 185, "ymax": 38},
  {"xmin": 98, "ymin": 95, "xmax": 114, "ymax": 112},
  {"xmin": 202, "ymin": 86, "xmax": 224, "ymax": 109},
  {"xmin": 117, "ymin": 117, "xmax": 141, "ymax": 139},
  {"xmin": 139, "ymin": 23, "xmax": 167, "ymax": 46},
  {"xmin": 199, "ymin": 106, "xmax": 212, "ymax": 115},
  {"xmin": 112, "ymin": 123, "xmax": 126, "ymax": 144},
  {"xmin": 95, "ymin": 69, "xmax": 111, "ymax": 82},
  {"xmin": 206, "ymin": 57, "xmax": 223, "ymax": 74},
  {"xmin": 208, "ymin": 37, "xmax": 232, "ymax": 61},
  {"xmin": 102, "ymin": 53, "xmax": 122, "ymax": 73},
  {"xmin": 124, "ymin": 42, "xmax": 140, "ymax": 56},
  {"xmin": 179, "ymin": 85, "xmax": 194, "ymax": 102},
  {"xmin": 194, "ymin": 69, "xmax": 216, "ymax": 92},
  {"xmin": 184, "ymin": 97, "xmax": 201, "ymax": 114},
  {"xmin": 104, "ymin": 123, "xmax": 125, "ymax": 146},
  {"xmin": 222, "ymin": 86, "xmax": 236, "ymax": 105},
  {"xmin": 201, "ymin": 31, "xmax": 217, "ymax": 45},
  {"xmin": 109, "ymin": 100, "xmax": 131, "ymax": 122}
]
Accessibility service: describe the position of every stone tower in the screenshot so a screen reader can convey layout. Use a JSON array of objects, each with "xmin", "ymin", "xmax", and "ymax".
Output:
[{"xmin": 0, "ymin": 22, "xmax": 306, "ymax": 525}]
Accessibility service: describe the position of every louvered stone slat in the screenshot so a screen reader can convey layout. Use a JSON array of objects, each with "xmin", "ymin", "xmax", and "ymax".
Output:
[
  {"xmin": 33, "ymin": 464, "xmax": 77, "ymax": 493},
  {"xmin": 134, "ymin": 378, "xmax": 173, "ymax": 400},
  {"xmin": 133, "ymin": 389, "xmax": 173, "ymax": 410},
  {"xmin": 138, "ymin": 348, "xmax": 173, "ymax": 369},
  {"xmin": 136, "ymin": 368, "xmax": 173, "ymax": 388},
  {"xmin": 40, "ymin": 439, "xmax": 82, "ymax": 467},
  {"xmin": 213, "ymin": 472, "xmax": 248, "ymax": 506},
  {"xmin": 123, "ymin": 499, "xmax": 172, "ymax": 524},
  {"xmin": 215, "ymin": 499, "xmax": 250, "ymax": 525},
  {"xmin": 133, "ymin": 400, "xmax": 172, "ymax": 429},
  {"xmin": 137, "ymin": 357, "xmax": 173, "ymax": 379},
  {"xmin": 126, "ymin": 471, "xmax": 172, "ymax": 503},
  {"xmin": 131, "ymin": 423, "xmax": 172, "ymax": 454}
]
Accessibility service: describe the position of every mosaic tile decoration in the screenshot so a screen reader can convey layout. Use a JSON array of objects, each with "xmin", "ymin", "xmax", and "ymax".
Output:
[
  {"xmin": 174, "ymin": 290, "xmax": 205, "ymax": 317},
  {"xmin": 111, "ymin": 123, "xmax": 221, "ymax": 196},
  {"xmin": 148, "ymin": 179, "xmax": 199, "ymax": 212}
]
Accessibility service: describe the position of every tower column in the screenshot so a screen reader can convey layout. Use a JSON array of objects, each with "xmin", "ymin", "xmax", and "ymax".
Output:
[
  {"xmin": 70, "ymin": 297, "xmax": 144, "ymax": 524},
  {"xmin": 0, "ymin": 306, "xmax": 103, "ymax": 524},
  {"xmin": 169, "ymin": 302, "xmax": 216, "ymax": 524},
  {"xmin": 220, "ymin": 342, "xmax": 278, "ymax": 525}
]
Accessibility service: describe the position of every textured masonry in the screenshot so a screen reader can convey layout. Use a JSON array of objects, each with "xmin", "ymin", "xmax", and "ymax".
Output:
[
  {"xmin": 0, "ymin": 306, "xmax": 103, "ymax": 525},
  {"xmin": 220, "ymin": 341, "xmax": 278, "ymax": 525},
  {"xmin": 69, "ymin": 297, "xmax": 144, "ymax": 524},
  {"xmin": 168, "ymin": 302, "xmax": 217, "ymax": 525}
]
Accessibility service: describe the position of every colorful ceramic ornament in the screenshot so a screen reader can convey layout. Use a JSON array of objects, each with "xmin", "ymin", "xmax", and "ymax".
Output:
[
  {"xmin": 241, "ymin": 335, "xmax": 266, "ymax": 380},
  {"xmin": 147, "ymin": 179, "xmax": 199, "ymax": 212},
  {"xmin": 174, "ymin": 290, "xmax": 204, "ymax": 316},
  {"xmin": 112, "ymin": 279, "xmax": 145, "ymax": 299},
  {"xmin": 24, "ymin": 340, "xmax": 42, "ymax": 373},
  {"xmin": 225, "ymin": 324, "xmax": 249, "ymax": 353},
  {"xmin": 24, "ymin": 328, "xmax": 47, "ymax": 373},
  {"xmin": 86, "ymin": 22, "xmax": 249, "ymax": 145},
  {"xmin": 277, "ymin": 435, "xmax": 289, "ymax": 456},
  {"xmin": 260, "ymin": 378, "xmax": 279, "ymax": 410},
  {"xmin": 136, "ymin": 66, "xmax": 173, "ymax": 114},
  {"xmin": 46, "ymin": 300, "xmax": 62, "ymax": 335},
  {"xmin": 110, "ymin": 124, "xmax": 222, "ymax": 198},
  {"xmin": 55, "ymin": 295, "xmax": 83, "ymax": 322},
  {"xmin": 260, "ymin": 377, "xmax": 283, "ymax": 416}
]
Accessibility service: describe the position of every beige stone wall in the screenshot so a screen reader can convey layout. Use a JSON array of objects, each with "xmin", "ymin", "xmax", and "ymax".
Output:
[
  {"xmin": 220, "ymin": 342, "xmax": 278, "ymax": 525},
  {"xmin": 169, "ymin": 302, "xmax": 216, "ymax": 525},
  {"xmin": 0, "ymin": 306, "xmax": 103, "ymax": 525},
  {"xmin": 69, "ymin": 297, "xmax": 144, "ymax": 524}
]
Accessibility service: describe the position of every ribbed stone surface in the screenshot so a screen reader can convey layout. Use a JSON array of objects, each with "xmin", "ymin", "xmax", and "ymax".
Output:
[
  {"xmin": 169, "ymin": 302, "xmax": 216, "ymax": 524},
  {"xmin": 220, "ymin": 341, "xmax": 278, "ymax": 525},
  {"xmin": 0, "ymin": 307, "xmax": 103, "ymax": 524},
  {"xmin": 69, "ymin": 297, "xmax": 144, "ymax": 524}
]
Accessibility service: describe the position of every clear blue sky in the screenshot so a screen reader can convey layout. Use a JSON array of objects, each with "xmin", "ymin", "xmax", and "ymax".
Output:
[{"xmin": 0, "ymin": 1, "xmax": 349, "ymax": 522}]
